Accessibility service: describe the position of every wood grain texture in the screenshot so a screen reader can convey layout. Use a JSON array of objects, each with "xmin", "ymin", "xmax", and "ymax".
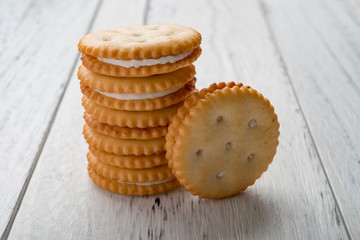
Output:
[
  {"xmin": 0, "ymin": 0, "xmax": 100, "ymax": 238},
  {"xmin": 261, "ymin": 0, "xmax": 360, "ymax": 238},
  {"xmin": 7, "ymin": 0, "xmax": 351, "ymax": 239}
]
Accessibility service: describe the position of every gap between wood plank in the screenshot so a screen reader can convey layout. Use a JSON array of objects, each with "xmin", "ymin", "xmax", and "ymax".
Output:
[
  {"xmin": 257, "ymin": 0, "xmax": 352, "ymax": 239},
  {"xmin": 298, "ymin": 3, "xmax": 360, "ymax": 95},
  {"xmin": 0, "ymin": 1, "xmax": 103, "ymax": 239},
  {"xmin": 143, "ymin": 0, "xmax": 151, "ymax": 24}
]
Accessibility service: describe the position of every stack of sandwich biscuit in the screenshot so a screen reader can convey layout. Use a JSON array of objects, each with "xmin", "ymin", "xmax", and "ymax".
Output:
[{"xmin": 77, "ymin": 24, "xmax": 202, "ymax": 195}]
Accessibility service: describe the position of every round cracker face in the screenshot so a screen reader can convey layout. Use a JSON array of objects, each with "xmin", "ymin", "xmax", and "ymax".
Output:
[
  {"xmin": 78, "ymin": 24, "xmax": 201, "ymax": 60},
  {"xmin": 166, "ymin": 82, "xmax": 280, "ymax": 199}
]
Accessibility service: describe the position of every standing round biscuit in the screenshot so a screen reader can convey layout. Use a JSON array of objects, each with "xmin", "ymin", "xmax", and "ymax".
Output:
[
  {"xmin": 166, "ymin": 82, "xmax": 280, "ymax": 199},
  {"xmin": 78, "ymin": 24, "xmax": 202, "ymax": 77}
]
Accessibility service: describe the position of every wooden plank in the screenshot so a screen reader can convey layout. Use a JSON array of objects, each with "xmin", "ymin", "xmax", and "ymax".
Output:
[
  {"xmin": 261, "ymin": 0, "xmax": 360, "ymax": 238},
  {"xmin": 8, "ymin": 0, "xmax": 349, "ymax": 239},
  {"xmin": 0, "ymin": 0, "xmax": 99, "ymax": 238},
  {"xmin": 5, "ymin": 0, "xmax": 147, "ymax": 239}
]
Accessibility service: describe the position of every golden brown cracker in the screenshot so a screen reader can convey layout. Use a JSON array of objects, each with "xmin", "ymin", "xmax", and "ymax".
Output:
[
  {"xmin": 83, "ymin": 124, "xmax": 165, "ymax": 156},
  {"xmin": 82, "ymin": 96, "xmax": 181, "ymax": 128},
  {"xmin": 84, "ymin": 112, "xmax": 167, "ymax": 139},
  {"xmin": 87, "ymin": 151, "xmax": 173, "ymax": 182},
  {"xmin": 88, "ymin": 165, "xmax": 179, "ymax": 196},
  {"xmin": 81, "ymin": 47, "xmax": 201, "ymax": 77},
  {"xmin": 166, "ymin": 82, "xmax": 280, "ymax": 199},
  {"xmin": 89, "ymin": 146, "xmax": 167, "ymax": 169},
  {"xmin": 77, "ymin": 64, "xmax": 195, "ymax": 94},
  {"xmin": 80, "ymin": 78, "xmax": 196, "ymax": 111},
  {"xmin": 78, "ymin": 24, "xmax": 201, "ymax": 60}
]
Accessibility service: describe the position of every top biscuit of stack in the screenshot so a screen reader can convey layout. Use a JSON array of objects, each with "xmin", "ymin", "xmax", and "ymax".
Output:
[{"xmin": 78, "ymin": 24, "xmax": 202, "ymax": 77}]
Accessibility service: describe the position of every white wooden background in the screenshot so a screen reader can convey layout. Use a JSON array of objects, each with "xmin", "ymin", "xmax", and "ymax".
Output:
[{"xmin": 0, "ymin": 0, "xmax": 359, "ymax": 239}]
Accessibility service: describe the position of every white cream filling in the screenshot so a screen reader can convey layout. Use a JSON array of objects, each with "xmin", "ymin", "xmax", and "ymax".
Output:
[
  {"xmin": 97, "ymin": 50, "xmax": 192, "ymax": 68},
  {"xmin": 115, "ymin": 177, "xmax": 175, "ymax": 186},
  {"xmin": 94, "ymin": 85, "xmax": 183, "ymax": 100}
]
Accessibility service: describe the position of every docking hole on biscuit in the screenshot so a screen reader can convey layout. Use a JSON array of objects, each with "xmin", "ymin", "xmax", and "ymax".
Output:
[
  {"xmin": 102, "ymin": 36, "xmax": 112, "ymax": 41},
  {"xmin": 216, "ymin": 115, "xmax": 223, "ymax": 122},
  {"xmin": 225, "ymin": 142, "xmax": 232, "ymax": 150},
  {"xmin": 196, "ymin": 149, "xmax": 202, "ymax": 156},
  {"xmin": 248, "ymin": 153, "xmax": 254, "ymax": 160},
  {"xmin": 249, "ymin": 119, "xmax": 257, "ymax": 128},
  {"xmin": 216, "ymin": 172, "xmax": 226, "ymax": 178}
]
